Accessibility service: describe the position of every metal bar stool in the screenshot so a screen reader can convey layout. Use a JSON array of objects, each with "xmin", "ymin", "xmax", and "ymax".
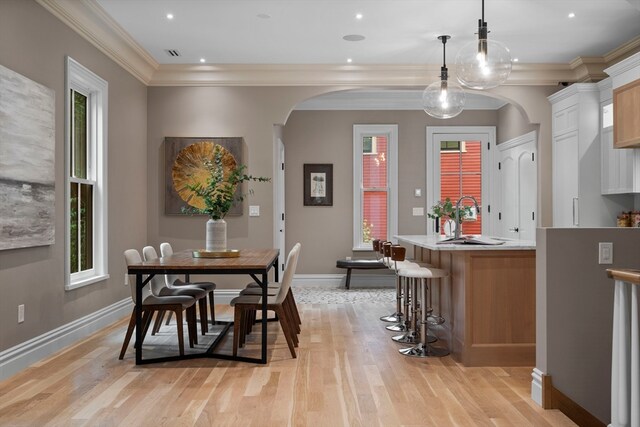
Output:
[
  {"xmin": 381, "ymin": 242, "xmax": 419, "ymax": 330},
  {"xmin": 397, "ymin": 266, "xmax": 450, "ymax": 358}
]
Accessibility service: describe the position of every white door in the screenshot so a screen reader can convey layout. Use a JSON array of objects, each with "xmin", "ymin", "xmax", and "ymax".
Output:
[
  {"xmin": 276, "ymin": 138, "xmax": 286, "ymax": 274},
  {"xmin": 496, "ymin": 131, "xmax": 537, "ymax": 240},
  {"xmin": 553, "ymin": 131, "xmax": 579, "ymax": 227}
]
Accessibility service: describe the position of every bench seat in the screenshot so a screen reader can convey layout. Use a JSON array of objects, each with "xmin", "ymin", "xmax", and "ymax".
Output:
[{"xmin": 336, "ymin": 259, "xmax": 387, "ymax": 289}]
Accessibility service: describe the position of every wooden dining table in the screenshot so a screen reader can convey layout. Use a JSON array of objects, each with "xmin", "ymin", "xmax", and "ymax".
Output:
[{"xmin": 127, "ymin": 248, "xmax": 279, "ymax": 365}]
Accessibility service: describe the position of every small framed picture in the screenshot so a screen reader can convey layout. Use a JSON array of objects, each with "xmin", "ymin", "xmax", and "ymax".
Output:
[{"xmin": 304, "ymin": 163, "xmax": 333, "ymax": 206}]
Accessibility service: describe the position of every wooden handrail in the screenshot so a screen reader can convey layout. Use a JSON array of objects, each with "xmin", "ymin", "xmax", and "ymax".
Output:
[{"xmin": 607, "ymin": 268, "xmax": 640, "ymax": 285}]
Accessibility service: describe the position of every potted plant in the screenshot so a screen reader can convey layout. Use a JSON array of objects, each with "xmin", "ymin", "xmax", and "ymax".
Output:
[
  {"xmin": 427, "ymin": 197, "xmax": 472, "ymax": 236},
  {"xmin": 178, "ymin": 143, "xmax": 269, "ymax": 251}
]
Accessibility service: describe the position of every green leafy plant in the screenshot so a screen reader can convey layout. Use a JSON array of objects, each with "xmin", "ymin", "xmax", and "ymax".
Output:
[
  {"xmin": 362, "ymin": 219, "xmax": 374, "ymax": 243},
  {"xmin": 182, "ymin": 146, "xmax": 269, "ymax": 220},
  {"xmin": 427, "ymin": 197, "xmax": 472, "ymax": 222}
]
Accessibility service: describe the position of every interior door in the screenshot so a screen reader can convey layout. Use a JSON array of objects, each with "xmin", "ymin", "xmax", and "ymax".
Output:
[
  {"xmin": 496, "ymin": 133, "xmax": 537, "ymax": 240},
  {"xmin": 276, "ymin": 138, "xmax": 286, "ymax": 273}
]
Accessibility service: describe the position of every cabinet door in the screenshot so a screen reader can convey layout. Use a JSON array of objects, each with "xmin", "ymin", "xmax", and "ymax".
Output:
[
  {"xmin": 553, "ymin": 131, "xmax": 579, "ymax": 226},
  {"xmin": 613, "ymin": 79, "xmax": 640, "ymax": 148}
]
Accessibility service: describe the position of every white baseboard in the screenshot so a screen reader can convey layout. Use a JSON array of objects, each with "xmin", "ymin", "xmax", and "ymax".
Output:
[
  {"xmin": 531, "ymin": 367, "xmax": 545, "ymax": 406},
  {"xmin": 292, "ymin": 273, "xmax": 394, "ymax": 288},
  {"xmin": 213, "ymin": 289, "xmax": 241, "ymax": 304},
  {"xmin": 0, "ymin": 298, "xmax": 132, "ymax": 382}
]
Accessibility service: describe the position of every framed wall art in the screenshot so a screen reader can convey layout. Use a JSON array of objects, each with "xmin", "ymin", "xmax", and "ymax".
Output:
[{"xmin": 303, "ymin": 163, "xmax": 333, "ymax": 206}]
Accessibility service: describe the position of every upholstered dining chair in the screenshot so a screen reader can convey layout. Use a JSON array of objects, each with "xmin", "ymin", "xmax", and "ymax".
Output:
[
  {"xmin": 160, "ymin": 242, "xmax": 217, "ymax": 324},
  {"xmin": 230, "ymin": 243, "xmax": 301, "ymax": 358},
  {"xmin": 120, "ymin": 249, "xmax": 197, "ymax": 359},
  {"xmin": 142, "ymin": 246, "xmax": 209, "ymax": 337}
]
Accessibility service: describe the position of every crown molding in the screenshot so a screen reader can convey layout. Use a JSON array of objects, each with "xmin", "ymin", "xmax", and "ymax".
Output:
[
  {"xmin": 36, "ymin": 0, "xmax": 158, "ymax": 84},
  {"xmin": 35, "ymin": 0, "xmax": 635, "ymax": 88},
  {"xmin": 147, "ymin": 63, "xmax": 574, "ymax": 87}
]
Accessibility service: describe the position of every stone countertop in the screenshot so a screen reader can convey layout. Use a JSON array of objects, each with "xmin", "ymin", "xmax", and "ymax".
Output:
[{"xmin": 395, "ymin": 234, "xmax": 536, "ymax": 251}]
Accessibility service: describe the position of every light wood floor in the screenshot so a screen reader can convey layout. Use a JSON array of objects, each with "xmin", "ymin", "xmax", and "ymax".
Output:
[{"xmin": 0, "ymin": 303, "xmax": 575, "ymax": 426}]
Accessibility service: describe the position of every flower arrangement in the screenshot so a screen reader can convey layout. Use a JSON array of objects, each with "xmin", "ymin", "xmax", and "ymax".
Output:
[
  {"xmin": 427, "ymin": 197, "xmax": 472, "ymax": 222},
  {"xmin": 181, "ymin": 144, "xmax": 269, "ymax": 220}
]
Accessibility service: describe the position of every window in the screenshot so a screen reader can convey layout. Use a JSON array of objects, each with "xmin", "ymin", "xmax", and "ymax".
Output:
[
  {"xmin": 65, "ymin": 57, "xmax": 108, "ymax": 290},
  {"xmin": 353, "ymin": 125, "xmax": 398, "ymax": 250},
  {"xmin": 440, "ymin": 140, "xmax": 467, "ymax": 152}
]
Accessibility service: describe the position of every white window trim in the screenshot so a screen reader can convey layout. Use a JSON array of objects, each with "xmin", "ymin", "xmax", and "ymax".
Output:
[
  {"xmin": 426, "ymin": 126, "xmax": 495, "ymax": 236},
  {"xmin": 353, "ymin": 124, "xmax": 398, "ymax": 251},
  {"xmin": 65, "ymin": 57, "xmax": 109, "ymax": 291}
]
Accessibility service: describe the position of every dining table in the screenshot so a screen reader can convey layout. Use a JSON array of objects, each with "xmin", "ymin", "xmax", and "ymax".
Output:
[{"xmin": 127, "ymin": 248, "xmax": 279, "ymax": 365}]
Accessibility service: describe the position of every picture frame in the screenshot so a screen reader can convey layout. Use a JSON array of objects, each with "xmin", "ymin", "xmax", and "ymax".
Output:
[{"xmin": 303, "ymin": 163, "xmax": 333, "ymax": 206}]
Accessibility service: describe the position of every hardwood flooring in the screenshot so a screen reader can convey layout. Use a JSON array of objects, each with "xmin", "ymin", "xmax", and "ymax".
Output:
[{"xmin": 0, "ymin": 303, "xmax": 575, "ymax": 426}]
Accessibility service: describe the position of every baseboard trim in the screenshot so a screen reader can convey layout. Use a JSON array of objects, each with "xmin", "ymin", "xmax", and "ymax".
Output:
[
  {"xmin": 531, "ymin": 368, "xmax": 544, "ymax": 406},
  {"xmin": 292, "ymin": 273, "xmax": 394, "ymax": 288},
  {"xmin": 0, "ymin": 298, "xmax": 132, "ymax": 382},
  {"xmin": 214, "ymin": 289, "xmax": 241, "ymax": 304},
  {"xmin": 540, "ymin": 374, "xmax": 606, "ymax": 427}
]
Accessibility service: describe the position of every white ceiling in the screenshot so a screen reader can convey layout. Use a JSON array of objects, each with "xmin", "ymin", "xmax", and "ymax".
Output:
[{"xmin": 96, "ymin": 0, "xmax": 640, "ymax": 66}]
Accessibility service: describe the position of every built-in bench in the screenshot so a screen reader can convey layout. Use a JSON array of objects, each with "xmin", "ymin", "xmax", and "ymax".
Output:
[{"xmin": 335, "ymin": 259, "xmax": 387, "ymax": 289}]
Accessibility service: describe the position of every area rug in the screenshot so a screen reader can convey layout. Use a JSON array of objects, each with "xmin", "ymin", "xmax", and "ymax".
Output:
[{"xmin": 290, "ymin": 285, "xmax": 395, "ymax": 304}]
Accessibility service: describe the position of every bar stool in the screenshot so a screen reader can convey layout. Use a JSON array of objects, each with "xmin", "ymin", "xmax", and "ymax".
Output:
[
  {"xmin": 397, "ymin": 266, "xmax": 450, "ymax": 358},
  {"xmin": 381, "ymin": 242, "xmax": 419, "ymax": 327}
]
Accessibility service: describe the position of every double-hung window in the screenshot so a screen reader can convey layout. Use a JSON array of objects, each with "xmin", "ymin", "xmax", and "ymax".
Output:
[
  {"xmin": 65, "ymin": 57, "xmax": 108, "ymax": 290},
  {"xmin": 353, "ymin": 125, "xmax": 398, "ymax": 250}
]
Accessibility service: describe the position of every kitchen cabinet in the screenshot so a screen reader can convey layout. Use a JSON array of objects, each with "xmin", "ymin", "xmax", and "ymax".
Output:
[
  {"xmin": 605, "ymin": 52, "xmax": 640, "ymax": 148},
  {"xmin": 549, "ymin": 83, "xmax": 608, "ymax": 227},
  {"xmin": 599, "ymin": 78, "xmax": 640, "ymax": 194}
]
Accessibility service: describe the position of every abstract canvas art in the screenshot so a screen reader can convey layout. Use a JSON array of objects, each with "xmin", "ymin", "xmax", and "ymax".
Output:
[
  {"xmin": 0, "ymin": 64, "xmax": 55, "ymax": 250},
  {"xmin": 164, "ymin": 137, "xmax": 244, "ymax": 215}
]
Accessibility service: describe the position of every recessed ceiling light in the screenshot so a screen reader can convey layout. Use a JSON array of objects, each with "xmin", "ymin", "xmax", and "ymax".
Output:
[
  {"xmin": 355, "ymin": 13, "xmax": 363, "ymax": 20},
  {"xmin": 513, "ymin": 58, "xmax": 519, "ymax": 62},
  {"xmin": 257, "ymin": 13, "xmax": 271, "ymax": 19},
  {"xmin": 200, "ymin": 58, "xmax": 206, "ymax": 63},
  {"xmin": 343, "ymin": 34, "xmax": 366, "ymax": 42},
  {"xmin": 166, "ymin": 13, "xmax": 174, "ymax": 20},
  {"xmin": 568, "ymin": 12, "xmax": 575, "ymax": 18},
  {"xmin": 347, "ymin": 58, "xmax": 353, "ymax": 63}
]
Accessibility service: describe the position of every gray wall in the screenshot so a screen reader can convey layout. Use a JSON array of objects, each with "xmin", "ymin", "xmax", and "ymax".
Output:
[
  {"xmin": 497, "ymin": 102, "xmax": 539, "ymax": 144},
  {"xmin": 283, "ymin": 109, "xmax": 499, "ymax": 273},
  {"xmin": 536, "ymin": 227, "xmax": 640, "ymax": 423},
  {"xmin": 0, "ymin": 0, "xmax": 148, "ymax": 351}
]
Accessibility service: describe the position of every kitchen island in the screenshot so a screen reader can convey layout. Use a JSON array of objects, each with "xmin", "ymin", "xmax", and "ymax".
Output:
[{"xmin": 396, "ymin": 235, "xmax": 536, "ymax": 366}]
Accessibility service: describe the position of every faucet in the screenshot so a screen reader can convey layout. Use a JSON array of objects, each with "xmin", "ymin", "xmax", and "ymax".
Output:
[{"xmin": 454, "ymin": 195, "xmax": 480, "ymax": 239}]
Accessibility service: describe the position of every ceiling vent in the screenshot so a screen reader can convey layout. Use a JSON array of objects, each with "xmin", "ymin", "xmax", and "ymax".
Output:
[{"xmin": 165, "ymin": 49, "xmax": 181, "ymax": 57}]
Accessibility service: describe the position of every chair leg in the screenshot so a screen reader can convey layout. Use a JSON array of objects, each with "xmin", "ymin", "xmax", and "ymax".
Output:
[
  {"xmin": 152, "ymin": 310, "xmax": 165, "ymax": 335},
  {"xmin": 175, "ymin": 309, "xmax": 185, "ymax": 356},
  {"xmin": 165, "ymin": 311, "xmax": 173, "ymax": 326},
  {"xmin": 119, "ymin": 309, "xmax": 137, "ymax": 360},
  {"xmin": 187, "ymin": 305, "xmax": 197, "ymax": 348},
  {"xmin": 209, "ymin": 291, "xmax": 216, "ymax": 324},
  {"xmin": 287, "ymin": 289, "xmax": 301, "ymax": 326},
  {"xmin": 198, "ymin": 298, "xmax": 208, "ymax": 334},
  {"xmin": 275, "ymin": 306, "xmax": 297, "ymax": 358},
  {"xmin": 139, "ymin": 310, "xmax": 154, "ymax": 346},
  {"xmin": 233, "ymin": 306, "xmax": 242, "ymax": 356}
]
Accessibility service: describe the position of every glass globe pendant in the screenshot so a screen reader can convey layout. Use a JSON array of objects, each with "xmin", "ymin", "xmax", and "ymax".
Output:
[
  {"xmin": 455, "ymin": 0, "xmax": 512, "ymax": 89},
  {"xmin": 423, "ymin": 35, "xmax": 465, "ymax": 119}
]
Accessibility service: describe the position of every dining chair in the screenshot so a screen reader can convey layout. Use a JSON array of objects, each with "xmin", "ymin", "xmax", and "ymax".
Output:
[
  {"xmin": 120, "ymin": 249, "xmax": 197, "ymax": 359},
  {"xmin": 230, "ymin": 243, "xmax": 301, "ymax": 358},
  {"xmin": 160, "ymin": 242, "xmax": 217, "ymax": 324},
  {"xmin": 142, "ymin": 246, "xmax": 209, "ymax": 337}
]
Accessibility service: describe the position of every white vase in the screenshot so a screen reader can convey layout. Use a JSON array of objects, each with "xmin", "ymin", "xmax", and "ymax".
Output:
[
  {"xmin": 443, "ymin": 219, "xmax": 457, "ymax": 237},
  {"xmin": 206, "ymin": 219, "xmax": 227, "ymax": 251}
]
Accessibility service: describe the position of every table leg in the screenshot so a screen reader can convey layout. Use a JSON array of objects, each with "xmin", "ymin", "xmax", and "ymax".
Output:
[
  {"xmin": 274, "ymin": 255, "xmax": 279, "ymax": 283},
  {"xmin": 135, "ymin": 273, "xmax": 142, "ymax": 365},
  {"xmin": 261, "ymin": 272, "xmax": 268, "ymax": 364}
]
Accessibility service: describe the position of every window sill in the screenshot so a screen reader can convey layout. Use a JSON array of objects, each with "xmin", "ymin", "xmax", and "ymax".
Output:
[
  {"xmin": 66, "ymin": 274, "xmax": 110, "ymax": 291},
  {"xmin": 352, "ymin": 247, "xmax": 374, "ymax": 252}
]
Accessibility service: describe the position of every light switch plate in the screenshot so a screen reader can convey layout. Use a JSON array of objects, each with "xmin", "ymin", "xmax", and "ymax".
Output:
[
  {"xmin": 412, "ymin": 207, "xmax": 424, "ymax": 216},
  {"xmin": 249, "ymin": 205, "xmax": 260, "ymax": 217},
  {"xmin": 414, "ymin": 188, "xmax": 422, "ymax": 197},
  {"xmin": 598, "ymin": 242, "xmax": 613, "ymax": 264}
]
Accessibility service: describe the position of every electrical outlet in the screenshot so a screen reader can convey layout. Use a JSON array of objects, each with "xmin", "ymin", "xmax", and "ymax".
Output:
[
  {"xmin": 598, "ymin": 242, "xmax": 613, "ymax": 264},
  {"xmin": 249, "ymin": 205, "xmax": 260, "ymax": 217},
  {"xmin": 414, "ymin": 188, "xmax": 422, "ymax": 197},
  {"xmin": 18, "ymin": 304, "xmax": 24, "ymax": 323}
]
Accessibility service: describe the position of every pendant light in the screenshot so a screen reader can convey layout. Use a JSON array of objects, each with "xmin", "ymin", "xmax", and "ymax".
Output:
[
  {"xmin": 423, "ymin": 35, "xmax": 465, "ymax": 119},
  {"xmin": 455, "ymin": 0, "xmax": 512, "ymax": 89}
]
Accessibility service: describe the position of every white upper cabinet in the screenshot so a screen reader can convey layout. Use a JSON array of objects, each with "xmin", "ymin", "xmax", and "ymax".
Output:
[
  {"xmin": 599, "ymin": 77, "xmax": 640, "ymax": 194},
  {"xmin": 549, "ymin": 84, "xmax": 610, "ymax": 227}
]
